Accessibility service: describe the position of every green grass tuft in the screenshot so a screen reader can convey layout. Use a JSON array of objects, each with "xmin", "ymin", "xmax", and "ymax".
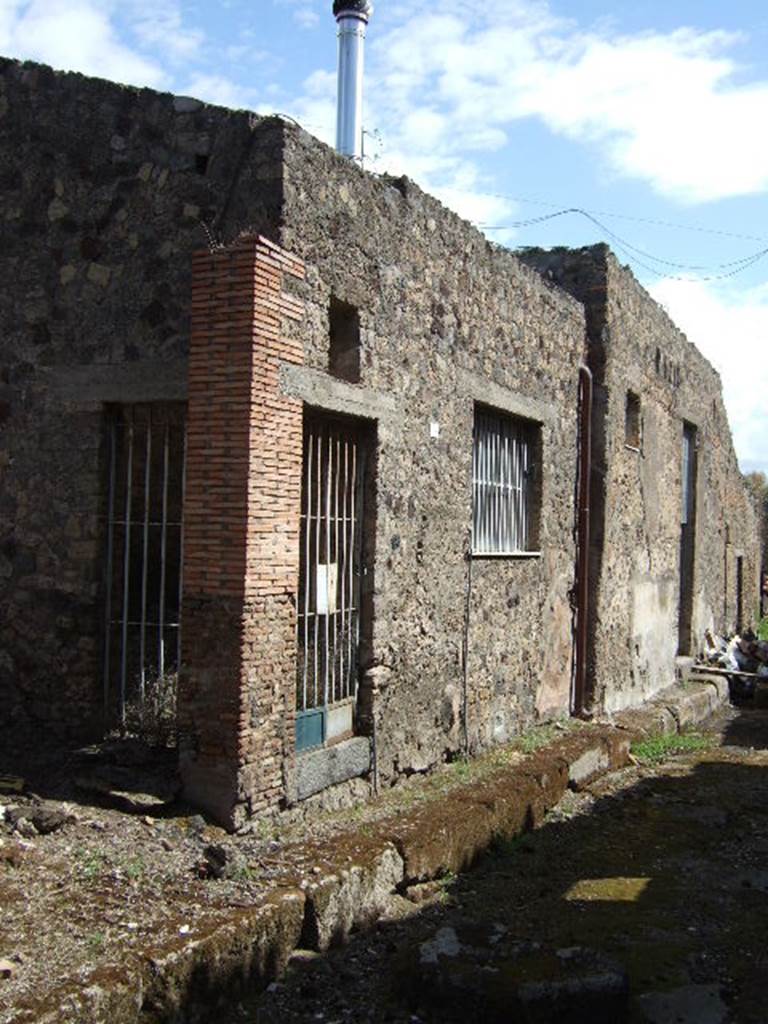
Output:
[{"xmin": 631, "ymin": 731, "xmax": 712, "ymax": 764}]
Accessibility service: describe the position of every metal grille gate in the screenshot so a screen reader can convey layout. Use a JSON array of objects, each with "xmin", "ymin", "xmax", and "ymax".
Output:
[
  {"xmin": 296, "ymin": 416, "xmax": 365, "ymax": 751},
  {"xmin": 103, "ymin": 403, "xmax": 187, "ymax": 728}
]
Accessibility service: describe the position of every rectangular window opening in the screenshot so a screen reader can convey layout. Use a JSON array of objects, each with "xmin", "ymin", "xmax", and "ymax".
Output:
[
  {"xmin": 328, "ymin": 297, "xmax": 361, "ymax": 384},
  {"xmin": 472, "ymin": 406, "xmax": 540, "ymax": 555},
  {"xmin": 625, "ymin": 391, "xmax": 641, "ymax": 449}
]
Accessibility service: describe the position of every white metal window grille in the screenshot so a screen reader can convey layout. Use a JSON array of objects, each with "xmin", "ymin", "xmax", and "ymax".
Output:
[
  {"xmin": 103, "ymin": 403, "xmax": 186, "ymax": 727},
  {"xmin": 472, "ymin": 408, "xmax": 536, "ymax": 554},
  {"xmin": 296, "ymin": 417, "xmax": 365, "ymax": 750}
]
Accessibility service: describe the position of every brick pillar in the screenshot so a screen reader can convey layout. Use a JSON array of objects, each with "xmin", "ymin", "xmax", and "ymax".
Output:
[{"xmin": 179, "ymin": 235, "xmax": 304, "ymax": 829}]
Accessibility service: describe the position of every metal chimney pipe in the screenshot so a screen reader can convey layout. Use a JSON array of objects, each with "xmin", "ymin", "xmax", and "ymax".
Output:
[{"xmin": 333, "ymin": 0, "xmax": 373, "ymax": 160}]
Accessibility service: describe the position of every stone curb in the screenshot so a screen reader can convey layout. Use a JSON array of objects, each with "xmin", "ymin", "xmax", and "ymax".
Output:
[
  {"xmin": 612, "ymin": 678, "xmax": 728, "ymax": 739},
  {"xmin": 12, "ymin": 890, "xmax": 306, "ymax": 1024},
  {"xmin": 15, "ymin": 681, "xmax": 724, "ymax": 1023}
]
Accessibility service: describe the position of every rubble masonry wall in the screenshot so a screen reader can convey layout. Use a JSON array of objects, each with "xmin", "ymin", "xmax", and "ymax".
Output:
[
  {"xmin": 278, "ymin": 129, "xmax": 585, "ymax": 783},
  {"xmin": 519, "ymin": 245, "xmax": 759, "ymax": 712},
  {"xmin": 0, "ymin": 58, "xmax": 285, "ymax": 736},
  {"xmin": 0, "ymin": 58, "xmax": 586, "ymax": 800}
]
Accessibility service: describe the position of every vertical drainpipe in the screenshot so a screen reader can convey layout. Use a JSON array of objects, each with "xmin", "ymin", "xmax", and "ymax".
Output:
[
  {"xmin": 573, "ymin": 364, "xmax": 593, "ymax": 716},
  {"xmin": 333, "ymin": 0, "xmax": 373, "ymax": 160}
]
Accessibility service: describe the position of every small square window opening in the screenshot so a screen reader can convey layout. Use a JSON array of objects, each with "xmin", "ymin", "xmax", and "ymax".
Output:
[
  {"xmin": 625, "ymin": 391, "xmax": 641, "ymax": 449},
  {"xmin": 328, "ymin": 297, "xmax": 361, "ymax": 384}
]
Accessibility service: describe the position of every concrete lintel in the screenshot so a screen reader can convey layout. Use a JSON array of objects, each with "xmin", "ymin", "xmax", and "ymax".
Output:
[
  {"xmin": 459, "ymin": 370, "xmax": 554, "ymax": 427},
  {"xmin": 676, "ymin": 402, "xmax": 703, "ymax": 431},
  {"xmin": 47, "ymin": 359, "xmax": 188, "ymax": 404},
  {"xmin": 279, "ymin": 363, "xmax": 397, "ymax": 425},
  {"xmin": 296, "ymin": 736, "xmax": 371, "ymax": 802}
]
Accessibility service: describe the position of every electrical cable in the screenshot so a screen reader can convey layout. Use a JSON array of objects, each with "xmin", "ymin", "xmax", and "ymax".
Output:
[
  {"xmin": 437, "ymin": 186, "xmax": 768, "ymax": 244},
  {"xmin": 484, "ymin": 208, "xmax": 768, "ymax": 270},
  {"xmin": 474, "ymin": 207, "xmax": 768, "ymax": 282}
]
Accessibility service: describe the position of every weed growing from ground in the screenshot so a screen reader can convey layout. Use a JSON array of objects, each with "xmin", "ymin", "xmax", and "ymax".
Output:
[
  {"xmin": 231, "ymin": 863, "xmax": 254, "ymax": 882},
  {"xmin": 122, "ymin": 855, "xmax": 145, "ymax": 881},
  {"xmin": 447, "ymin": 756, "xmax": 473, "ymax": 781},
  {"xmin": 74, "ymin": 847, "xmax": 106, "ymax": 880},
  {"xmin": 515, "ymin": 719, "xmax": 575, "ymax": 755},
  {"xmin": 434, "ymin": 871, "xmax": 457, "ymax": 903},
  {"xmin": 123, "ymin": 671, "xmax": 177, "ymax": 748},
  {"xmin": 631, "ymin": 731, "xmax": 712, "ymax": 765}
]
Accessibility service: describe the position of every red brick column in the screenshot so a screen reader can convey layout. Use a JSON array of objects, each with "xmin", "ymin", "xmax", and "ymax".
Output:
[{"xmin": 179, "ymin": 235, "xmax": 304, "ymax": 829}]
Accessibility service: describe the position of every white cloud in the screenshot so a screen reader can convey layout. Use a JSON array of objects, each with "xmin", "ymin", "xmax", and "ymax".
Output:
[
  {"xmin": 127, "ymin": 0, "xmax": 203, "ymax": 63},
  {"xmin": 182, "ymin": 72, "xmax": 256, "ymax": 110},
  {"xmin": 284, "ymin": 67, "xmax": 336, "ymax": 142},
  {"xmin": 361, "ymin": 2, "xmax": 768, "ymax": 204},
  {"xmin": 649, "ymin": 277, "xmax": 768, "ymax": 473},
  {"xmin": 0, "ymin": 0, "xmax": 167, "ymax": 87},
  {"xmin": 273, "ymin": 0, "xmax": 321, "ymax": 31},
  {"xmin": 294, "ymin": 7, "xmax": 319, "ymax": 30},
  {"xmin": 276, "ymin": 0, "xmax": 768, "ymax": 234},
  {"xmin": 512, "ymin": 28, "xmax": 768, "ymax": 204}
]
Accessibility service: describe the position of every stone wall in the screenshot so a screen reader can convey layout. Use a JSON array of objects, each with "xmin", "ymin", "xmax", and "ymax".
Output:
[
  {"xmin": 278, "ymin": 129, "xmax": 586, "ymax": 783},
  {"xmin": 0, "ymin": 58, "xmax": 285, "ymax": 737},
  {"xmin": 520, "ymin": 245, "xmax": 759, "ymax": 711},
  {"xmin": 1, "ymin": 58, "xmax": 585, "ymax": 806},
  {"xmin": 3, "ymin": 56, "xmax": 755, "ymax": 818}
]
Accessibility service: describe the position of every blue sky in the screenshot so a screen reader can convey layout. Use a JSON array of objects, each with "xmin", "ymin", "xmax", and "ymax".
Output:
[{"xmin": 2, "ymin": 0, "xmax": 767, "ymax": 474}]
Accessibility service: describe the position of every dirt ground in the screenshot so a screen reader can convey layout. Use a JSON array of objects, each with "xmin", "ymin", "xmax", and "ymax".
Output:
[
  {"xmin": 227, "ymin": 707, "xmax": 768, "ymax": 1024},
  {"xmin": 0, "ymin": 718, "xmax": 551, "ymax": 1021}
]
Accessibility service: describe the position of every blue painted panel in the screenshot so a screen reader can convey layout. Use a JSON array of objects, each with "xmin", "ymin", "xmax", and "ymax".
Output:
[{"xmin": 296, "ymin": 708, "xmax": 325, "ymax": 752}]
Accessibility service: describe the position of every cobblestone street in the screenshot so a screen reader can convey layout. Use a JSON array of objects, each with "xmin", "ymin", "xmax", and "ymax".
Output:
[{"xmin": 233, "ymin": 707, "xmax": 768, "ymax": 1024}]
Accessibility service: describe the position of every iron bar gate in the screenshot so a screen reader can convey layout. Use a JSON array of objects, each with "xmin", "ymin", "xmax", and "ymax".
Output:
[
  {"xmin": 103, "ymin": 403, "xmax": 187, "ymax": 729},
  {"xmin": 296, "ymin": 415, "xmax": 365, "ymax": 751}
]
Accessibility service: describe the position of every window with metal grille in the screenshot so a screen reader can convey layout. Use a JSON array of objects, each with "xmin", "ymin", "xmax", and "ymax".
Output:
[
  {"xmin": 472, "ymin": 407, "xmax": 539, "ymax": 555},
  {"xmin": 102, "ymin": 403, "xmax": 186, "ymax": 730}
]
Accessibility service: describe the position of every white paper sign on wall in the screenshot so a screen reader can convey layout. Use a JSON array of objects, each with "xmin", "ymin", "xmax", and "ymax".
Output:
[{"xmin": 316, "ymin": 563, "xmax": 338, "ymax": 614}]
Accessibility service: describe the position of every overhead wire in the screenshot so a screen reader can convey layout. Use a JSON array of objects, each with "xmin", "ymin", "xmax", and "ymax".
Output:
[
  {"xmin": 437, "ymin": 186, "xmax": 768, "ymax": 244},
  {"xmin": 471, "ymin": 206, "xmax": 768, "ymax": 282}
]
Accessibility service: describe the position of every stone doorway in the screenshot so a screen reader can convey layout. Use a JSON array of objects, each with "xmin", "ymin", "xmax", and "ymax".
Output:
[
  {"xmin": 678, "ymin": 422, "xmax": 697, "ymax": 655},
  {"xmin": 296, "ymin": 412, "xmax": 370, "ymax": 752}
]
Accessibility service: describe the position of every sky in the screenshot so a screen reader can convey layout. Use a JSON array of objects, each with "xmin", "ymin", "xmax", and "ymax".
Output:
[{"xmin": 1, "ymin": 0, "xmax": 767, "ymax": 475}]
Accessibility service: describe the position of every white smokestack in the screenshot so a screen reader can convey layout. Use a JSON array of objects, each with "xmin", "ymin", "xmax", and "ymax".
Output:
[{"xmin": 333, "ymin": 0, "xmax": 373, "ymax": 160}]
